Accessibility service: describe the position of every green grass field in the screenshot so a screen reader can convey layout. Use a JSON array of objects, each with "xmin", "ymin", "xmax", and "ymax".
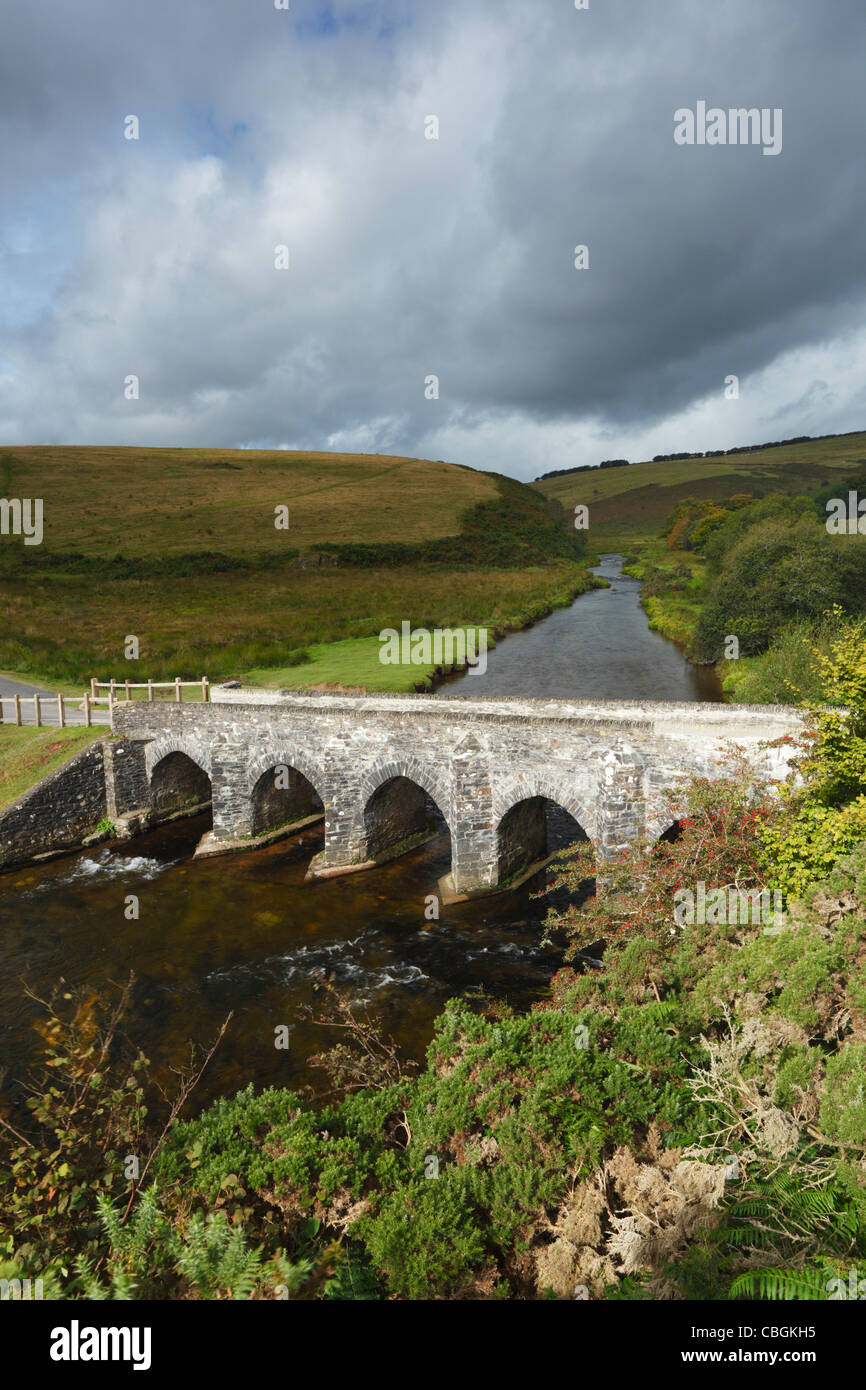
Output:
[
  {"xmin": 0, "ymin": 726, "xmax": 104, "ymax": 810},
  {"xmin": 1, "ymin": 561, "xmax": 591, "ymax": 689},
  {"xmin": 245, "ymin": 630, "xmax": 499, "ymax": 693},
  {"xmin": 0, "ymin": 448, "xmax": 590, "ymax": 690},
  {"xmin": 536, "ymin": 431, "xmax": 866, "ymax": 542}
]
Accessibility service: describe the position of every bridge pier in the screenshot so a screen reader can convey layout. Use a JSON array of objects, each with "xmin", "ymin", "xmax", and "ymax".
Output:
[
  {"xmin": 307, "ymin": 770, "xmax": 450, "ymax": 880},
  {"xmin": 211, "ymin": 745, "xmax": 251, "ymax": 838},
  {"xmin": 595, "ymin": 750, "xmax": 644, "ymax": 858},
  {"xmin": 448, "ymin": 733, "xmax": 498, "ymax": 893},
  {"xmin": 103, "ymin": 740, "xmax": 149, "ymax": 821}
]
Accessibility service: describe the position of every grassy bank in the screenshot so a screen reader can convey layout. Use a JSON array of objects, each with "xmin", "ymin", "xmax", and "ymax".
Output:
[
  {"xmin": 245, "ymin": 567, "xmax": 597, "ymax": 691},
  {"xmin": 620, "ymin": 539, "xmax": 708, "ymax": 651},
  {"xmin": 0, "ymin": 726, "xmax": 104, "ymax": 810},
  {"xmin": 244, "ymin": 634, "xmax": 474, "ymax": 693},
  {"xmin": 0, "ymin": 560, "xmax": 594, "ymax": 691}
]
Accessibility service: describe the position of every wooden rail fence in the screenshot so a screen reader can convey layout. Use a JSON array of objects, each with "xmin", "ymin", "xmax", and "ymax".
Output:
[
  {"xmin": 89, "ymin": 677, "xmax": 210, "ymax": 708},
  {"xmin": 0, "ymin": 692, "xmax": 94, "ymax": 727},
  {"xmin": 0, "ymin": 678, "xmax": 210, "ymax": 728}
]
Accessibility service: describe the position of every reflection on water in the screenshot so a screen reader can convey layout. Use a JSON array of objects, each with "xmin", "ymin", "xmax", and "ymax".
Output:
[{"xmin": 440, "ymin": 553, "xmax": 723, "ymax": 701}]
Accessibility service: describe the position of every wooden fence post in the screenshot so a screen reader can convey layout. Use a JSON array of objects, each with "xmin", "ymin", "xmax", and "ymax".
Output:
[
  {"xmin": 91, "ymin": 677, "xmax": 98, "ymax": 699},
  {"xmin": 14, "ymin": 694, "xmax": 21, "ymax": 726},
  {"xmin": 125, "ymin": 680, "xmax": 131, "ymax": 701},
  {"xmin": 84, "ymin": 692, "xmax": 92, "ymax": 727},
  {"xmin": 175, "ymin": 677, "xmax": 182, "ymax": 703},
  {"xmin": 147, "ymin": 679, "xmax": 154, "ymax": 702},
  {"xmin": 202, "ymin": 676, "xmax": 209, "ymax": 703},
  {"xmin": 34, "ymin": 694, "xmax": 41, "ymax": 728},
  {"xmin": 57, "ymin": 694, "xmax": 65, "ymax": 728}
]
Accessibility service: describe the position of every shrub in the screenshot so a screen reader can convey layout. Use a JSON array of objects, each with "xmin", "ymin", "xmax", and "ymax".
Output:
[{"xmin": 690, "ymin": 514, "xmax": 866, "ymax": 662}]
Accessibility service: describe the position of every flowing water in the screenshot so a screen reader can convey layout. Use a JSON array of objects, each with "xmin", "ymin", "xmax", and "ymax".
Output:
[
  {"xmin": 441, "ymin": 553, "xmax": 723, "ymax": 701},
  {"xmin": 0, "ymin": 815, "xmax": 574, "ymax": 1112},
  {"xmin": 0, "ymin": 554, "xmax": 720, "ymax": 1112}
]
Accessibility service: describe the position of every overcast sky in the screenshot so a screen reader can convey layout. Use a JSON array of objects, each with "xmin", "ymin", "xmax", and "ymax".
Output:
[{"xmin": 2, "ymin": 0, "xmax": 865, "ymax": 479}]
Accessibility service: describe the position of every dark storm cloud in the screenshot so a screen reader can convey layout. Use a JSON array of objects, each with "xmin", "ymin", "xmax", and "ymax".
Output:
[{"xmin": 1, "ymin": 0, "xmax": 864, "ymax": 476}]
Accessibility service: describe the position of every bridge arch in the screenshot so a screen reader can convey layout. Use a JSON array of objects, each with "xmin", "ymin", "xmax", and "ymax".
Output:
[
  {"xmin": 245, "ymin": 748, "xmax": 328, "ymax": 802},
  {"xmin": 146, "ymin": 735, "xmax": 212, "ymax": 782},
  {"xmin": 652, "ymin": 818, "xmax": 684, "ymax": 846},
  {"xmin": 493, "ymin": 778, "xmax": 593, "ymax": 885},
  {"xmin": 492, "ymin": 775, "xmax": 595, "ymax": 844},
  {"xmin": 359, "ymin": 759, "xmax": 451, "ymax": 865},
  {"xmin": 245, "ymin": 749, "xmax": 326, "ymax": 838},
  {"xmin": 146, "ymin": 737, "xmax": 212, "ymax": 819},
  {"xmin": 358, "ymin": 758, "xmax": 450, "ymax": 823}
]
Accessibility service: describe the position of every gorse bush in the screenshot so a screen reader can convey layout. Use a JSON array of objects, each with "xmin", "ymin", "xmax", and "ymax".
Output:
[
  {"xmin": 316, "ymin": 476, "xmax": 585, "ymax": 570},
  {"xmin": 758, "ymin": 612, "xmax": 866, "ymax": 897},
  {"xmin": 154, "ymin": 995, "xmax": 707, "ymax": 1299},
  {"xmin": 662, "ymin": 494, "xmax": 756, "ymax": 553}
]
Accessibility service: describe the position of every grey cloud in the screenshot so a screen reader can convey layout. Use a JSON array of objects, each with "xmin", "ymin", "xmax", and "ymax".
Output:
[{"xmin": 1, "ymin": 0, "xmax": 864, "ymax": 476}]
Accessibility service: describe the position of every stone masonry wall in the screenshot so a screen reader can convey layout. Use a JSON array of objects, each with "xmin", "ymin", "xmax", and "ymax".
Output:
[
  {"xmin": 104, "ymin": 740, "xmax": 149, "ymax": 820},
  {"xmin": 0, "ymin": 742, "xmax": 107, "ymax": 869}
]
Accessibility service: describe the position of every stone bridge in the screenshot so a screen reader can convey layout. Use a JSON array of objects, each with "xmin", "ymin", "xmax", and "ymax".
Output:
[{"xmin": 106, "ymin": 689, "xmax": 804, "ymax": 895}]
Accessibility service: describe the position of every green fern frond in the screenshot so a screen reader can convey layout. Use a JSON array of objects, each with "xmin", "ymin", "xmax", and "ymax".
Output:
[{"xmin": 730, "ymin": 1263, "xmax": 844, "ymax": 1300}]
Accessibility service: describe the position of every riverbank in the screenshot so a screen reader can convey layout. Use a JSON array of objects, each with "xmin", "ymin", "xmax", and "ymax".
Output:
[
  {"xmin": 0, "ymin": 561, "xmax": 597, "ymax": 696},
  {"xmin": 242, "ymin": 565, "xmax": 601, "ymax": 693},
  {"xmin": 6, "ymin": 795, "xmax": 865, "ymax": 1301},
  {"xmin": 618, "ymin": 540, "xmax": 743, "ymax": 700},
  {"xmin": 620, "ymin": 480, "xmax": 866, "ymax": 707},
  {"xmin": 0, "ymin": 725, "xmax": 104, "ymax": 811},
  {"xmin": 620, "ymin": 540, "xmax": 707, "ymax": 646}
]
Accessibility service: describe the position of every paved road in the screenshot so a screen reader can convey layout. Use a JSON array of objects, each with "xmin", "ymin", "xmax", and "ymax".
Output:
[{"xmin": 0, "ymin": 674, "xmax": 109, "ymax": 727}]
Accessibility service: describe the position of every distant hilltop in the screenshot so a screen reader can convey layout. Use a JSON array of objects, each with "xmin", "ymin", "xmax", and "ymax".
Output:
[{"xmin": 534, "ymin": 429, "xmax": 866, "ymax": 483}]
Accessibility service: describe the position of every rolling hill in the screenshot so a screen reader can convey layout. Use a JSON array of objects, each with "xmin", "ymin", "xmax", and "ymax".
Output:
[
  {"xmin": 1, "ymin": 447, "xmax": 499, "ymax": 558},
  {"xmin": 0, "ymin": 447, "xmax": 591, "ymax": 690},
  {"xmin": 535, "ymin": 431, "xmax": 866, "ymax": 544}
]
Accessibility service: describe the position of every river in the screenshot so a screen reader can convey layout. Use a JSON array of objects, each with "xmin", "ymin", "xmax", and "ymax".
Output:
[
  {"xmin": 0, "ymin": 555, "xmax": 720, "ymax": 1113},
  {"xmin": 441, "ymin": 553, "xmax": 722, "ymax": 700}
]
